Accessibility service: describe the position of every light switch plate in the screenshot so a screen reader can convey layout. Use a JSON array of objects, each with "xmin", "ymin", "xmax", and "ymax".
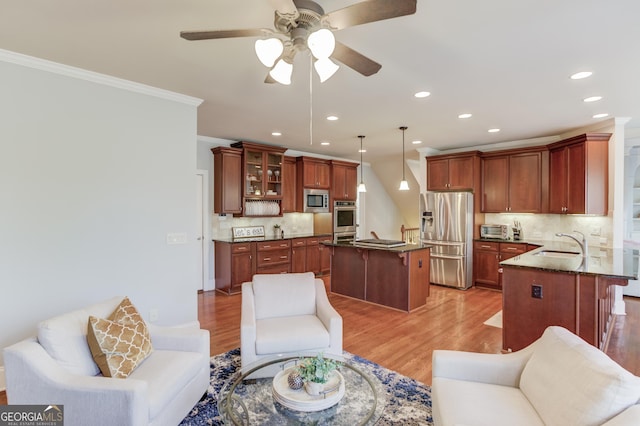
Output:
[{"xmin": 166, "ymin": 232, "xmax": 187, "ymax": 244}]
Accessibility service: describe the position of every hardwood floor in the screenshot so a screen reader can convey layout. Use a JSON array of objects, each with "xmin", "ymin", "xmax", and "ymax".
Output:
[{"xmin": 1, "ymin": 284, "xmax": 638, "ymax": 405}]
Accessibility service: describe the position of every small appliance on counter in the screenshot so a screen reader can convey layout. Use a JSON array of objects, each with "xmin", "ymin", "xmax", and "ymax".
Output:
[
  {"xmin": 480, "ymin": 224, "xmax": 509, "ymax": 240},
  {"xmin": 512, "ymin": 220, "xmax": 523, "ymax": 241}
]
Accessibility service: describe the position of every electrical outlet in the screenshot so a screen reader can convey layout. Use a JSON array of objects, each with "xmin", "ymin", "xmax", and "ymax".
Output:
[
  {"xmin": 149, "ymin": 309, "xmax": 159, "ymax": 322},
  {"xmin": 531, "ymin": 284, "xmax": 543, "ymax": 299}
]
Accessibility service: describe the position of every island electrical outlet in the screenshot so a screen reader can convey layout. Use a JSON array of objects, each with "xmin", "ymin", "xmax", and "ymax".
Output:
[{"xmin": 531, "ymin": 284, "xmax": 543, "ymax": 299}]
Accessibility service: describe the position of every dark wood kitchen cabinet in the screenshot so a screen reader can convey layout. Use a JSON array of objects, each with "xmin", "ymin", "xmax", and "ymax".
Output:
[
  {"xmin": 256, "ymin": 240, "xmax": 290, "ymax": 274},
  {"xmin": 426, "ymin": 151, "xmax": 481, "ymax": 191},
  {"xmin": 214, "ymin": 241, "xmax": 255, "ymax": 294},
  {"xmin": 305, "ymin": 237, "xmax": 321, "ymax": 275},
  {"xmin": 473, "ymin": 241, "xmax": 528, "ymax": 290},
  {"xmin": 481, "ymin": 147, "xmax": 548, "ymax": 213},
  {"xmin": 331, "ymin": 160, "xmax": 358, "ymax": 201},
  {"xmin": 290, "ymin": 238, "xmax": 307, "ymax": 273},
  {"xmin": 282, "ymin": 156, "xmax": 297, "ymax": 213},
  {"xmin": 297, "ymin": 156, "xmax": 331, "ymax": 189},
  {"xmin": 211, "ymin": 147, "xmax": 243, "ymax": 214},
  {"xmin": 548, "ymin": 133, "xmax": 610, "ymax": 215},
  {"xmin": 319, "ymin": 236, "xmax": 332, "ymax": 275},
  {"xmin": 231, "ymin": 141, "xmax": 287, "ymax": 217}
]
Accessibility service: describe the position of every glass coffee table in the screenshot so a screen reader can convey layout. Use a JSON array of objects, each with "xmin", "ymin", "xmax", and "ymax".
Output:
[{"xmin": 217, "ymin": 353, "xmax": 387, "ymax": 425}]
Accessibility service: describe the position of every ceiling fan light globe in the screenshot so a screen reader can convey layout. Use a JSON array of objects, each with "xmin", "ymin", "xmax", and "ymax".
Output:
[
  {"xmin": 269, "ymin": 59, "xmax": 293, "ymax": 85},
  {"xmin": 307, "ymin": 28, "xmax": 335, "ymax": 59},
  {"xmin": 314, "ymin": 57, "xmax": 339, "ymax": 82},
  {"xmin": 255, "ymin": 38, "xmax": 284, "ymax": 67},
  {"xmin": 399, "ymin": 180, "xmax": 410, "ymax": 191}
]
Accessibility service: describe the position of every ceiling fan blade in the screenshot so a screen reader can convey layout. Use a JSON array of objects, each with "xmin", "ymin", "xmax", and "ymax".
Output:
[
  {"xmin": 269, "ymin": 0, "xmax": 298, "ymax": 17},
  {"xmin": 180, "ymin": 29, "xmax": 266, "ymax": 41},
  {"xmin": 331, "ymin": 41, "xmax": 381, "ymax": 76},
  {"xmin": 324, "ymin": 0, "xmax": 417, "ymax": 30}
]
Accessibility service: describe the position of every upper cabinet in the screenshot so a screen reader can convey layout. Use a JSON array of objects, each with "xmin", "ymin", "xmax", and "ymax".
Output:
[
  {"xmin": 331, "ymin": 160, "xmax": 358, "ymax": 201},
  {"xmin": 281, "ymin": 156, "xmax": 297, "ymax": 213},
  {"xmin": 426, "ymin": 151, "xmax": 481, "ymax": 191},
  {"xmin": 229, "ymin": 141, "xmax": 287, "ymax": 216},
  {"xmin": 297, "ymin": 156, "xmax": 331, "ymax": 189},
  {"xmin": 211, "ymin": 147, "xmax": 243, "ymax": 215},
  {"xmin": 481, "ymin": 147, "xmax": 548, "ymax": 213},
  {"xmin": 548, "ymin": 133, "xmax": 610, "ymax": 215}
]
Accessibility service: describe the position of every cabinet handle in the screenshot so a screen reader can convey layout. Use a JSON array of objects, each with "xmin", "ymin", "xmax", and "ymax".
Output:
[
  {"xmin": 280, "ymin": 256, "xmax": 288, "ymax": 259},
  {"xmin": 263, "ymin": 245, "xmax": 271, "ymax": 248},
  {"xmin": 480, "ymin": 245, "xmax": 492, "ymax": 249},
  {"xmin": 237, "ymin": 247, "xmax": 247, "ymax": 251},
  {"xmin": 264, "ymin": 257, "xmax": 271, "ymax": 261},
  {"xmin": 504, "ymin": 247, "xmax": 518, "ymax": 251}
]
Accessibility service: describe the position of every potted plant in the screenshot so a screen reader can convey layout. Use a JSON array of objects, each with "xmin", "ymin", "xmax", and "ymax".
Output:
[{"xmin": 297, "ymin": 353, "xmax": 338, "ymax": 395}]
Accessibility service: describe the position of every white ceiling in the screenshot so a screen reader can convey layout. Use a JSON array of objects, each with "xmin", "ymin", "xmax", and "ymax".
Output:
[{"xmin": 2, "ymin": 0, "xmax": 639, "ymax": 162}]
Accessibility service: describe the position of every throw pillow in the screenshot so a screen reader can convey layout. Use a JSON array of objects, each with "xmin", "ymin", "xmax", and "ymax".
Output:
[{"xmin": 87, "ymin": 297, "xmax": 153, "ymax": 378}]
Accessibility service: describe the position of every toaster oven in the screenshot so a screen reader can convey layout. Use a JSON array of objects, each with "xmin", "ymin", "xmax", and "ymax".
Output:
[{"xmin": 480, "ymin": 224, "xmax": 509, "ymax": 239}]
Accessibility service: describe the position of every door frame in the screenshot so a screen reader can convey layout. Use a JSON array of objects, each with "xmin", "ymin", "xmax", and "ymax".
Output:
[{"xmin": 196, "ymin": 169, "xmax": 213, "ymax": 291}]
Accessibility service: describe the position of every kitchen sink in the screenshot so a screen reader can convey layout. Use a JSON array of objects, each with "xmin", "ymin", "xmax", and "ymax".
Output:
[{"xmin": 533, "ymin": 250, "xmax": 581, "ymax": 259}]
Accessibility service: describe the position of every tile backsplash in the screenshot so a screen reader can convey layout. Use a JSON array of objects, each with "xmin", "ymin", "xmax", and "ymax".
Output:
[
  {"xmin": 484, "ymin": 213, "xmax": 613, "ymax": 247},
  {"xmin": 211, "ymin": 212, "xmax": 314, "ymax": 240}
]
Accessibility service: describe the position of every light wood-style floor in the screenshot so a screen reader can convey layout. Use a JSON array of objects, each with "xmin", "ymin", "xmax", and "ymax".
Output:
[
  {"xmin": 198, "ymin": 279, "xmax": 640, "ymax": 386},
  {"xmin": 2, "ymin": 282, "xmax": 638, "ymax": 404}
]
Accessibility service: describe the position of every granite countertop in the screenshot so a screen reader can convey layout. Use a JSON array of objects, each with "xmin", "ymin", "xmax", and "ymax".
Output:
[
  {"xmin": 324, "ymin": 241, "xmax": 431, "ymax": 253},
  {"xmin": 212, "ymin": 232, "xmax": 332, "ymax": 243},
  {"xmin": 499, "ymin": 240, "xmax": 639, "ymax": 280}
]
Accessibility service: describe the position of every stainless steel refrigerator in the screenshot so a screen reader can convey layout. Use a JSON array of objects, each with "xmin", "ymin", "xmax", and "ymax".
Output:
[{"xmin": 420, "ymin": 191, "xmax": 473, "ymax": 289}]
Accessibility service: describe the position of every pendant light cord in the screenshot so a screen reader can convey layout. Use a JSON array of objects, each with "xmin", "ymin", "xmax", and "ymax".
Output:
[{"xmin": 401, "ymin": 126, "xmax": 407, "ymax": 179}]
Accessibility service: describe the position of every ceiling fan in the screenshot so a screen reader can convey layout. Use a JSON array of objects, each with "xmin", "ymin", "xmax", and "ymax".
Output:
[{"xmin": 180, "ymin": 0, "xmax": 417, "ymax": 84}]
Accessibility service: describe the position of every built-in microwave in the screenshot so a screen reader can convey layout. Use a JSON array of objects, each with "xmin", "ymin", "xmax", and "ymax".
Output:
[
  {"xmin": 303, "ymin": 188, "xmax": 329, "ymax": 213},
  {"xmin": 480, "ymin": 224, "xmax": 509, "ymax": 239}
]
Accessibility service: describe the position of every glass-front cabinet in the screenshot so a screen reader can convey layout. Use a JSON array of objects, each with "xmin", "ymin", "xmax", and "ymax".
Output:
[{"xmin": 231, "ymin": 141, "xmax": 286, "ymax": 216}]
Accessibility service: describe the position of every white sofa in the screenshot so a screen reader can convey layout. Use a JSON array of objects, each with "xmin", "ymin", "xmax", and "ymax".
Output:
[
  {"xmin": 241, "ymin": 272, "xmax": 342, "ymax": 378},
  {"xmin": 3, "ymin": 296, "xmax": 210, "ymax": 426},
  {"xmin": 432, "ymin": 326, "xmax": 640, "ymax": 426}
]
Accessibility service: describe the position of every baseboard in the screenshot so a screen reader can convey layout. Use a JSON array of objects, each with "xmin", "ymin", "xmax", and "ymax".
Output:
[{"xmin": 0, "ymin": 366, "xmax": 5, "ymax": 391}]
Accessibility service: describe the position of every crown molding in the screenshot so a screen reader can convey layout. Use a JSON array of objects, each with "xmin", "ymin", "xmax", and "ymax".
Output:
[{"xmin": 0, "ymin": 49, "xmax": 203, "ymax": 107}]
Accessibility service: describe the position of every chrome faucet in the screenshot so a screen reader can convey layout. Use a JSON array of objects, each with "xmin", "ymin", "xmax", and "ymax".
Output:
[{"xmin": 555, "ymin": 230, "xmax": 588, "ymax": 259}]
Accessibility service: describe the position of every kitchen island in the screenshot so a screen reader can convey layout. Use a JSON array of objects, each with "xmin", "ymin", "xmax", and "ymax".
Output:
[
  {"xmin": 500, "ymin": 242, "xmax": 637, "ymax": 352},
  {"xmin": 325, "ymin": 240, "xmax": 431, "ymax": 312}
]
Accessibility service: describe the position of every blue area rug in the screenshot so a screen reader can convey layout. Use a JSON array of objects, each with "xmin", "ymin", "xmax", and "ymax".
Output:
[{"xmin": 180, "ymin": 348, "xmax": 433, "ymax": 425}]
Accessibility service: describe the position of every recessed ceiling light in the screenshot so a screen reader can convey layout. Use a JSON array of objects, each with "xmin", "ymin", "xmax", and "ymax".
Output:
[
  {"xmin": 271, "ymin": 131, "xmax": 282, "ymax": 136},
  {"xmin": 458, "ymin": 113, "xmax": 472, "ymax": 119},
  {"xmin": 414, "ymin": 91, "xmax": 431, "ymax": 98},
  {"xmin": 488, "ymin": 128, "xmax": 501, "ymax": 133},
  {"xmin": 583, "ymin": 96, "xmax": 602, "ymax": 103},
  {"xmin": 320, "ymin": 141, "xmax": 330, "ymax": 145},
  {"xmin": 358, "ymin": 149, "xmax": 367, "ymax": 153},
  {"xmin": 570, "ymin": 71, "xmax": 592, "ymax": 80},
  {"xmin": 412, "ymin": 140, "xmax": 422, "ymax": 145},
  {"xmin": 326, "ymin": 115, "xmax": 339, "ymax": 121},
  {"xmin": 593, "ymin": 113, "xmax": 609, "ymax": 119}
]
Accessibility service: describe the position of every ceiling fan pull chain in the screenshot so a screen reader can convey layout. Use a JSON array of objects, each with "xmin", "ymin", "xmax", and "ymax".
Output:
[{"xmin": 309, "ymin": 54, "xmax": 313, "ymax": 146}]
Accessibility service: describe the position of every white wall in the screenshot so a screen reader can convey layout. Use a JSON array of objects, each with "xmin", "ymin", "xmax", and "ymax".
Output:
[
  {"xmin": 0, "ymin": 51, "xmax": 202, "ymax": 367},
  {"xmin": 358, "ymin": 165, "xmax": 406, "ymax": 241}
]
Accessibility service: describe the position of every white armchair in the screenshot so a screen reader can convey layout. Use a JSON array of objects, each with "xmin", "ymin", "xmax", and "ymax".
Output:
[
  {"xmin": 432, "ymin": 326, "xmax": 640, "ymax": 426},
  {"xmin": 3, "ymin": 296, "xmax": 210, "ymax": 426},
  {"xmin": 241, "ymin": 272, "xmax": 342, "ymax": 378}
]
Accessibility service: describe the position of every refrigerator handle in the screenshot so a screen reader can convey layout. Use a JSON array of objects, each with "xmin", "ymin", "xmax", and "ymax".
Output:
[{"xmin": 438, "ymin": 195, "xmax": 444, "ymax": 239}]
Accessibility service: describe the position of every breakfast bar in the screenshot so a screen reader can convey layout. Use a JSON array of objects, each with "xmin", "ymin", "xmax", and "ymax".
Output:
[
  {"xmin": 326, "ymin": 240, "xmax": 431, "ymax": 312},
  {"xmin": 500, "ymin": 243, "xmax": 637, "ymax": 352}
]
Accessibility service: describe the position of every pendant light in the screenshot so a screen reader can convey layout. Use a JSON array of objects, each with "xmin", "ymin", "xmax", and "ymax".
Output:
[
  {"xmin": 357, "ymin": 135, "xmax": 367, "ymax": 193},
  {"xmin": 399, "ymin": 126, "xmax": 409, "ymax": 191}
]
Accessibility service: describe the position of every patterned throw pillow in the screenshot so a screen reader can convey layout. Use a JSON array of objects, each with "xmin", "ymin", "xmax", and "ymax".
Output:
[{"xmin": 87, "ymin": 297, "xmax": 153, "ymax": 378}]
